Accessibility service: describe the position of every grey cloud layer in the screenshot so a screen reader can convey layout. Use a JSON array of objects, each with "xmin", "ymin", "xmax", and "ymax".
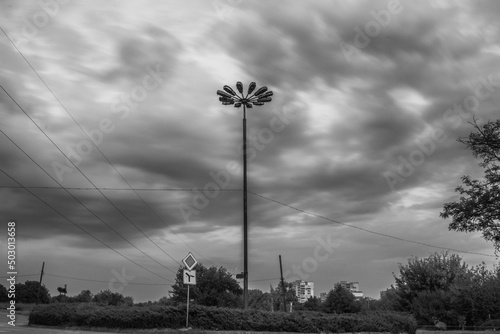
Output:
[{"xmin": 1, "ymin": 0, "xmax": 499, "ymax": 301}]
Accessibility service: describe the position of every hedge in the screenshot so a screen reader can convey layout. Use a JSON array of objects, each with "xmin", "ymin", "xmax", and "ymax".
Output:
[
  {"xmin": 29, "ymin": 303, "xmax": 417, "ymax": 333},
  {"xmin": 479, "ymin": 319, "xmax": 500, "ymax": 331}
]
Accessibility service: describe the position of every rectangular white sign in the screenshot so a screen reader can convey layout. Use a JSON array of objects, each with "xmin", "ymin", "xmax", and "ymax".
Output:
[{"xmin": 183, "ymin": 269, "xmax": 196, "ymax": 285}]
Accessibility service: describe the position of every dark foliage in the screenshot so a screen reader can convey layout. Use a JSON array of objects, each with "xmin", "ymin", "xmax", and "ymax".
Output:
[
  {"xmin": 170, "ymin": 264, "xmax": 242, "ymax": 308},
  {"xmin": 322, "ymin": 283, "xmax": 361, "ymax": 314},
  {"xmin": 441, "ymin": 118, "xmax": 500, "ymax": 253},
  {"xmin": 29, "ymin": 303, "xmax": 417, "ymax": 333},
  {"xmin": 393, "ymin": 251, "xmax": 500, "ymax": 327},
  {"xmin": 303, "ymin": 296, "xmax": 322, "ymax": 311},
  {"xmin": 92, "ymin": 289, "xmax": 133, "ymax": 306},
  {"xmin": 0, "ymin": 284, "xmax": 9, "ymax": 302},
  {"xmin": 14, "ymin": 280, "xmax": 50, "ymax": 304}
]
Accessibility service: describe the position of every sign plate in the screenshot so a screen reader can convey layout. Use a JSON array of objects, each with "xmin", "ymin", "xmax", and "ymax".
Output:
[
  {"xmin": 182, "ymin": 252, "xmax": 198, "ymax": 270},
  {"xmin": 183, "ymin": 269, "xmax": 196, "ymax": 285}
]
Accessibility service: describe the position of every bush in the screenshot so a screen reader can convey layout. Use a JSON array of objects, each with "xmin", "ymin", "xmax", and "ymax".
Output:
[
  {"xmin": 15, "ymin": 281, "xmax": 50, "ymax": 304},
  {"xmin": 0, "ymin": 284, "xmax": 9, "ymax": 302},
  {"xmin": 479, "ymin": 319, "xmax": 500, "ymax": 331},
  {"xmin": 92, "ymin": 289, "xmax": 131, "ymax": 306},
  {"xmin": 29, "ymin": 303, "xmax": 417, "ymax": 333}
]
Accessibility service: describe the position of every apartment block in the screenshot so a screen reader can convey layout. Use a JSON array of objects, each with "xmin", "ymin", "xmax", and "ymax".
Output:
[
  {"xmin": 338, "ymin": 280, "xmax": 364, "ymax": 299},
  {"xmin": 292, "ymin": 280, "xmax": 314, "ymax": 303}
]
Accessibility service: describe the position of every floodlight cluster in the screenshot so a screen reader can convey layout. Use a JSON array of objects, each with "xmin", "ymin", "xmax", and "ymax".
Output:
[{"xmin": 217, "ymin": 81, "xmax": 273, "ymax": 108}]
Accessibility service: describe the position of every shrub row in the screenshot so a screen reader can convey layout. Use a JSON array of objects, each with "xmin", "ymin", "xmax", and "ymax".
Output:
[
  {"xmin": 479, "ymin": 319, "xmax": 500, "ymax": 330},
  {"xmin": 29, "ymin": 303, "xmax": 417, "ymax": 333}
]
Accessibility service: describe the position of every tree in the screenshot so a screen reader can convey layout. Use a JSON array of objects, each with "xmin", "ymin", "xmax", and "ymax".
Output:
[
  {"xmin": 270, "ymin": 281, "xmax": 297, "ymax": 312},
  {"xmin": 157, "ymin": 296, "xmax": 174, "ymax": 305},
  {"xmin": 393, "ymin": 252, "xmax": 500, "ymax": 327},
  {"xmin": 73, "ymin": 289, "xmax": 93, "ymax": 303},
  {"xmin": 376, "ymin": 287, "xmax": 403, "ymax": 311},
  {"xmin": 394, "ymin": 252, "xmax": 470, "ymax": 307},
  {"xmin": 303, "ymin": 296, "xmax": 322, "ymax": 311},
  {"xmin": 411, "ymin": 289, "xmax": 454, "ymax": 325},
  {"xmin": 394, "ymin": 252, "xmax": 473, "ymax": 325},
  {"xmin": 93, "ymin": 289, "xmax": 131, "ymax": 306},
  {"xmin": 247, "ymin": 289, "xmax": 272, "ymax": 311},
  {"xmin": 51, "ymin": 294, "xmax": 69, "ymax": 303},
  {"xmin": 0, "ymin": 284, "xmax": 9, "ymax": 302},
  {"xmin": 15, "ymin": 280, "xmax": 50, "ymax": 303},
  {"xmin": 441, "ymin": 118, "xmax": 500, "ymax": 253},
  {"xmin": 123, "ymin": 296, "xmax": 134, "ymax": 306},
  {"xmin": 170, "ymin": 264, "xmax": 242, "ymax": 308},
  {"xmin": 449, "ymin": 263, "xmax": 500, "ymax": 325},
  {"xmin": 322, "ymin": 283, "xmax": 360, "ymax": 314},
  {"xmin": 357, "ymin": 296, "xmax": 379, "ymax": 312}
]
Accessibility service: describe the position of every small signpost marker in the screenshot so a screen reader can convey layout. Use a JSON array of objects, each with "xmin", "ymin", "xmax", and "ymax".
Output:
[{"xmin": 182, "ymin": 253, "xmax": 197, "ymax": 328}]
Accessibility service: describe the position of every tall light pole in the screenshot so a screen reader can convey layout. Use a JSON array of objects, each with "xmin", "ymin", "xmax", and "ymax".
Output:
[{"xmin": 216, "ymin": 82, "xmax": 273, "ymax": 309}]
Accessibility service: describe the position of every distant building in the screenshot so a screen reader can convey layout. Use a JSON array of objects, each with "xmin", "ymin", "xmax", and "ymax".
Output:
[
  {"xmin": 338, "ymin": 281, "xmax": 364, "ymax": 299},
  {"xmin": 320, "ymin": 292, "xmax": 328, "ymax": 302},
  {"xmin": 292, "ymin": 280, "xmax": 314, "ymax": 303}
]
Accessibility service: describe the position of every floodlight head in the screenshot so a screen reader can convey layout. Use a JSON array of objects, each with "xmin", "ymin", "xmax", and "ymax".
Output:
[
  {"xmin": 223, "ymin": 85, "xmax": 237, "ymax": 96},
  {"xmin": 253, "ymin": 86, "xmax": 268, "ymax": 97},
  {"xmin": 236, "ymin": 82, "xmax": 244, "ymax": 94},
  {"xmin": 258, "ymin": 91, "xmax": 273, "ymax": 98},
  {"xmin": 217, "ymin": 83, "xmax": 273, "ymax": 109},
  {"xmin": 217, "ymin": 90, "xmax": 233, "ymax": 99},
  {"xmin": 257, "ymin": 97, "xmax": 272, "ymax": 103},
  {"xmin": 247, "ymin": 82, "xmax": 256, "ymax": 95}
]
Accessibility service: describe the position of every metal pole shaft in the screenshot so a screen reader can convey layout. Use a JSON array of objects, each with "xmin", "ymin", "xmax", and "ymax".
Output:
[
  {"xmin": 243, "ymin": 105, "xmax": 248, "ymax": 310},
  {"xmin": 186, "ymin": 285, "xmax": 190, "ymax": 328}
]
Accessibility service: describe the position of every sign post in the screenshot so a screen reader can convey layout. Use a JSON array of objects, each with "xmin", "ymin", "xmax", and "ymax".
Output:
[
  {"xmin": 182, "ymin": 253, "xmax": 197, "ymax": 328},
  {"xmin": 186, "ymin": 285, "xmax": 190, "ymax": 328}
]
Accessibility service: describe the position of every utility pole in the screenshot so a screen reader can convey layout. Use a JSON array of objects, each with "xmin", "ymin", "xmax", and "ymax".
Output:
[
  {"xmin": 36, "ymin": 261, "xmax": 45, "ymax": 305},
  {"xmin": 279, "ymin": 255, "xmax": 286, "ymax": 312}
]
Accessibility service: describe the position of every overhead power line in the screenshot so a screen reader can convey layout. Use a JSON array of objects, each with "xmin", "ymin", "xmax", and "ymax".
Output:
[
  {"xmin": 0, "ymin": 185, "xmax": 240, "ymax": 191},
  {"xmin": 0, "ymin": 123, "xmax": 176, "ymax": 275},
  {"xmin": 0, "ymin": 167, "xmax": 173, "ymax": 282},
  {"xmin": 0, "ymin": 274, "xmax": 38, "ymax": 279},
  {"xmin": 249, "ymin": 191, "xmax": 497, "ymax": 258},
  {"xmin": 0, "ymin": 271, "xmax": 277, "ymax": 285},
  {"xmin": 45, "ymin": 273, "xmax": 171, "ymax": 285},
  {"xmin": 0, "ymin": 26, "xmax": 216, "ymax": 267},
  {"xmin": 249, "ymin": 277, "xmax": 280, "ymax": 282},
  {"xmin": 0, "ymin": 83, "xmax": 179, "ymax": 274}
]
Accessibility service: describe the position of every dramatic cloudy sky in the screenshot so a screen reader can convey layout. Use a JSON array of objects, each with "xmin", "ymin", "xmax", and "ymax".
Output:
[{"xmin": 1, "ymin": 0, "xmax": 500, "ymax": 302}]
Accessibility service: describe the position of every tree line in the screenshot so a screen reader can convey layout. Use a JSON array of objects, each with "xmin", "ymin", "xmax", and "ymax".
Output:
[
  {"xmin": 2, "ymin": 253, "xmax": 499, "ymax": 329},
  {"xmin": 0, "ymin": 280, "xmax": 133, "ymax": 306}
]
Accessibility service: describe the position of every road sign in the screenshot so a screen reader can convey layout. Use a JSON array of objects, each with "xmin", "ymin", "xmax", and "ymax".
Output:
[
  {"xmin": 183, "ymin": 269, "xmax": 196, "ymax": 285},
  {"xmin": 182, "ymin": 252, "xmax": 198, "ymax": 270}
]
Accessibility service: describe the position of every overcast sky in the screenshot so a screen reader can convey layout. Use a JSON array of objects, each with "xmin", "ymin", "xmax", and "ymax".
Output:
[{"xmin": 1, "ymin": 0, "xmax": 499, "ymax": 303}]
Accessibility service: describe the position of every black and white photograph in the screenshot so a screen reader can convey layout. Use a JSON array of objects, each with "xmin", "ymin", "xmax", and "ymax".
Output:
[{"xmin": 1, "ymin": 0, "xmax": 500, "ymax": 332}]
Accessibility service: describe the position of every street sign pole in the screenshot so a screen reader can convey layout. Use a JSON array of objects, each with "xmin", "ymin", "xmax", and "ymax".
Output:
[
  {"xmin": 186, "ymin": 285, "xmax": 190, "ymax": 328},
  {"xmin": 182, "ymin": 253, "xmax": 197, "ymax": 328}
]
